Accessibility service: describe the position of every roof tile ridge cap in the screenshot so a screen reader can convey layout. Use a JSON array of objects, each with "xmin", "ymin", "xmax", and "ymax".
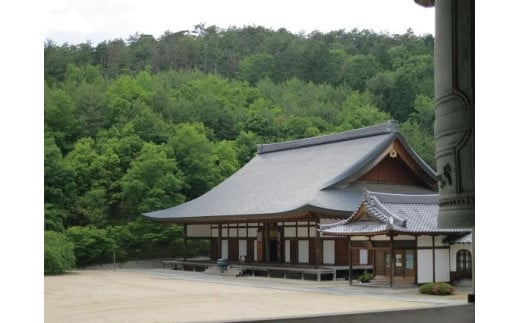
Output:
[
  {"xmin": 257, "ymin": 120, "xmax": 398, "ymax": 154},
  {"xmin": 365, "ymin": 193, "xmax": 390, "ymax": 224},
  {"xmin": 319, "ymin": 219, "xmax": 349, "ymax": 229},
  {"xmin": 345, "ymin": 188, "xmax": 371, "ymax": 224},
  {"xmin": 370, "ymin": 191, "xmax": 439, "ymax": 204},
  {"xmin": 370, "ymin": 193, "xmax": 407, "ymax": 227}
]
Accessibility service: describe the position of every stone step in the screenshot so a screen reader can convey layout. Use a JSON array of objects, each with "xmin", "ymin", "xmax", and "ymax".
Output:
[{"xmin": 204, "ymin": 266, "xmax": 244, "ymax": 277}]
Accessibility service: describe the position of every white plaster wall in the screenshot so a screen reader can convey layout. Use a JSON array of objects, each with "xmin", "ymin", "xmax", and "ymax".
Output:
[
  {"xmin": 298, "ymin": 240, "xmax": 309, "ymax": 263},
  {"xmin": 417, "ymin": 249, "xmax": 433, "ymax": 283},
  {"xmin": 248, "ymin": 228, "xmax": 257, "ymax": 237},
  {"xmin": 297, "ymin": 227, "xmax": 308, "ymax": 237},
  {"xmin": 417, "ymin": 235, "xmax": 433, "ymax": 247},
  {"xmin": 323, "ymin": 240, "xmax": 335, "ymax": 264},
  {"xmin": 229, "ymin": 227, "xmax": 237, "ymax": 237},
  {"xmin": 351, "ymin": 236, "xmax": 369, "ymax": 241},
  {"xmin": 285, "ymin": 240, "xmax": 291, "ymax": 263},
  {"xmin": 221, "ymin": 240, "xmax": 228, "ymax": 259},
  {"xmin": 238, "ymin": 228, "xmax": 247, "ymax": 237},
  {"xmin": 394, "ymin": 235, "xmax": 415, "ymax": 241},
  {"xmin": 238, "ymin": 240, "xmax": 247, "ymax": 258},
  {"xmin": 221, "ymin": 228, "xmax": 228, "ymax": 238},
  {"xmin": 435, "ymin": 249, "xmax": 450, "ymax": 282},
  {"xmin": 435, "ymin": 235, "xmax": 449, "ymax": 247},
  {"xmin": 211, "ymin": 228, "xmax": 219, "ymax": 238},
  {"xmin": 449, "ymin": 244, "xmax": 472, "ymax": 272},
  {"xmin": 371, "ymin": 235, "xmax": 390, "ymax": 241},
  {"xmin": 284, "ymin": 227, "xmax": 296, "ymax": 238},
  {"xmin": 186, "ymin": 224, "xmax": 211, "ymax": 238}
]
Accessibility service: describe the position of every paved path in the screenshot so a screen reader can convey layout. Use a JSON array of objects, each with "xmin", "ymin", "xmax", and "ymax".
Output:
[
  {"xmin": 136, "ymin": 268, "xmax": 470, "ymax": 305},
  {"xmin": 45, "ymin": 269, "xmax": 470, "ymax": 323}
]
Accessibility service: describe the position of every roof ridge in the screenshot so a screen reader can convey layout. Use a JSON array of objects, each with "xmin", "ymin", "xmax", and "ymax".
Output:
[
  {"xmin": 367, "ymin": 191, "xmax": 438, "ymax": 204},
  {"xmin": 257, "ymin": 120, "xmax": 399, "ymax": 154}
]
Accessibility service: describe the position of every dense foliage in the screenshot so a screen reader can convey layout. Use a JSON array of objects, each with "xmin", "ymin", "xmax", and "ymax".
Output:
[
  {"xmin": 44, "ymin": 25, "xmax": 436, "ymax": 268},
  {"xmin": 44, "ymin": 231, "xmax": 76, "ymax": 275}
]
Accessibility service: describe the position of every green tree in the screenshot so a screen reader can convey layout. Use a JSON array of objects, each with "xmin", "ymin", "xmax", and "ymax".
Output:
[
  {"xmin": 44, "ymin": 231, "xmax": 76, "ymax": 275},
  {"xmin": 338, "ymin": 91, "xmax": 391, "ymax": 131},
  {"xmin": 102, "ymin": 72, "xmax": 153, "ymax": 127},
  {"xmin": 168, "ymin": 123, "xmax": 219, "ymax": 199},
  {"xmin": 234, "ymin": 131, "xmax": 261, "ymax": 166},
  {"xmin": 399, "ymin": 95, "xmax": 435, "ymax": 167},
  {"xmin": 214, "ymin": 140, "xmax": 240, "ymax": 181},
  {"xmin": 44, "ymin": 86, "xmax": 87, "ymax": 153},
  {"xmin": 341, "ymin": 55, "xmax": 381, "ymax": 91},
  {"xmin": 120, "ymin": 143, "xmax": 185, "ymax": 215},
  {"xmin": 241, "ymin": 98, "xmax": 282, "ymax": 140},
  {"xmin": 239, "ymin": 53, "xmax": 274, "ymax": 85},
  {"xmin": 44, "ymin": 131, "xmax": 75, "ymax": 228}
]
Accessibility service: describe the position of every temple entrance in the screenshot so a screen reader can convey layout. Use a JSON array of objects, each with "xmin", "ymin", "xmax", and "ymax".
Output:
[
  {"xmin": 269, "ymin": 239, "xmax": 278, "ymax": 262},
  {"xmin": 256, "ymin": 223, "xmax": 281, "ymax": 262},
  {"xmin": 381, "ymin": 249, "xmax": 415, "ymax": 280}
]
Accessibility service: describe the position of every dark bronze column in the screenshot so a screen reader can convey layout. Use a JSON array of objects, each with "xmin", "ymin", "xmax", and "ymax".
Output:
[
  {"xmin": 433, "ymin": 0, "xmax": 475, "ymax": 229},
  {"xmin": 416, "ymin": 0, "xmax": 475, "ymax": 303}
]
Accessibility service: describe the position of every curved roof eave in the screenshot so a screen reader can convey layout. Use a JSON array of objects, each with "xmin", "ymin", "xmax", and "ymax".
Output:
[{"xmin": 144, "ymin": 203, "xmax": 354, "ymax": 223}]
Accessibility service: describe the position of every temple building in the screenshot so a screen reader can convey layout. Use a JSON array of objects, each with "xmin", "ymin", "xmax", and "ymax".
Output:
[{"xmin": 144, "ymin": 121, "xmax": 472, "ymax": 285}]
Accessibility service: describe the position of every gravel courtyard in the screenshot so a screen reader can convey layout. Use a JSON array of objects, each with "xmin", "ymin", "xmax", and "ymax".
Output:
[{"xmin": 44, "ymin": 269, "xmax": 469, "ymax": 323}]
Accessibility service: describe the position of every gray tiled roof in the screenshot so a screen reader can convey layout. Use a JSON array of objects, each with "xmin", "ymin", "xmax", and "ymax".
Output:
[
  {"xmin": 445, "ymin": 232, "xmax": 472, "ymax": 244},
  {"xmin": 144, "ymin": 122, "xmax": 437, "ymax": 222},
  {"xmin": 320, "ymin": 191, "xmax": 472, "ymax": 235}
]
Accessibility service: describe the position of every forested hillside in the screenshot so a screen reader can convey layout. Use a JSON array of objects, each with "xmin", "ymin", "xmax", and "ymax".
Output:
[{"xmin": 44, "ymin": 25, "xmax": 436, "ymax": 272}]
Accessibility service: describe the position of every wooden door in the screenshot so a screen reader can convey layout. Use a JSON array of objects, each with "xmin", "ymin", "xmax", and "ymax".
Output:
[
  {"xmin": 405, "ymin": 250, "xmax": 415, "ymax": 278},
  {"xmin": 290, "ymin": 240, "xmax": 298, "ymax": 264},
  {"xmin": 394, "ymin": 250, "xmax": 405, "ymax": 277},
  {"xmin": 228, "ymin": 239, "xmax": 238, "ymax": 261},
  {"xmin": 375, "ymin": 250, "xmax": 385, "ymax": 276}
]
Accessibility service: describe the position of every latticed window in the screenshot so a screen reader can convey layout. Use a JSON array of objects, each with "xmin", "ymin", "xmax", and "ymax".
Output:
[{"xmin": 457, "ymin": 249, "xmax": 472, "ymax": 271}]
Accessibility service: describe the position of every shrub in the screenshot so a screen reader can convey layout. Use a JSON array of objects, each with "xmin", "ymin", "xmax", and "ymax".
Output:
[
  {"xmin": 358, "ymin": 270, "xmax": 374, "ymax": 283},
  {"xmin": 418, "ymin": 282, "xmax": 455, "ymax": 295},
  {"xmin": 44, "ymin": 231, "xmax": 76, "ymax": 275},
  {"xmin": 65, "ymin": 226, "xmax": 116, "ymax": 267}
]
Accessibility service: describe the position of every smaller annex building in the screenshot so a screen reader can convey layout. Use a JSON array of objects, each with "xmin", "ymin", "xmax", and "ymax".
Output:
[
  {"xmin": 144, "ymin": 121, "xmax": 472, "ymax": 285},
  {"xmin": 319, "ymin": 191, "xmax": 472, "ymax": 285}
]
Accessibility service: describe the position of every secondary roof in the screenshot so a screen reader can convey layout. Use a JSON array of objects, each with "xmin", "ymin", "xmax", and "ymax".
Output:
[{"xmin": 320, "ymin": 190, "xmax": 472, "ymax": 236}]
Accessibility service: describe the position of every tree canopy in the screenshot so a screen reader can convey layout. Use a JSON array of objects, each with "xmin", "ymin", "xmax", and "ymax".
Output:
[{"xmin": 44, "ymin": 25, "xmax": 435, "ymax": 269}]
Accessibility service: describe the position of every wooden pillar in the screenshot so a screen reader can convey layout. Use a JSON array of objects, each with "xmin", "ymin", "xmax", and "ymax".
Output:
[
  {"xmin": 217, "ymin": 223, "xmax": 222, "ymax": 259},
  {"xmin": 183, "ymin": 224, "xmax": 188, "ymax": 261},
  {"xmin": 264, "ymin": 222, "xmax": 269, "ymax": 262},
  {"xmin": 314, "ymin": 218, "xmax": 322, "ymax": 266},
  {"xmin": 389, "ymin": 234, "xmax": 394, "ymax": 288},
  {"xmin": 348, "ymin": 236, "xmax": 352, "ymax": 286},
  {"xmin": 414, "ymin": 236, "xmax": 418, "ymax": 284},
  {"xmin": 432, "ymin": 235, "xmax": 436, "ymax": 283}
]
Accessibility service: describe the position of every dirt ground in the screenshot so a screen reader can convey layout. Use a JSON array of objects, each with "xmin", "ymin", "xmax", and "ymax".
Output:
[{"xmin": 44, "ymin": 270, "xmax": 461, "ymax": 323}]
